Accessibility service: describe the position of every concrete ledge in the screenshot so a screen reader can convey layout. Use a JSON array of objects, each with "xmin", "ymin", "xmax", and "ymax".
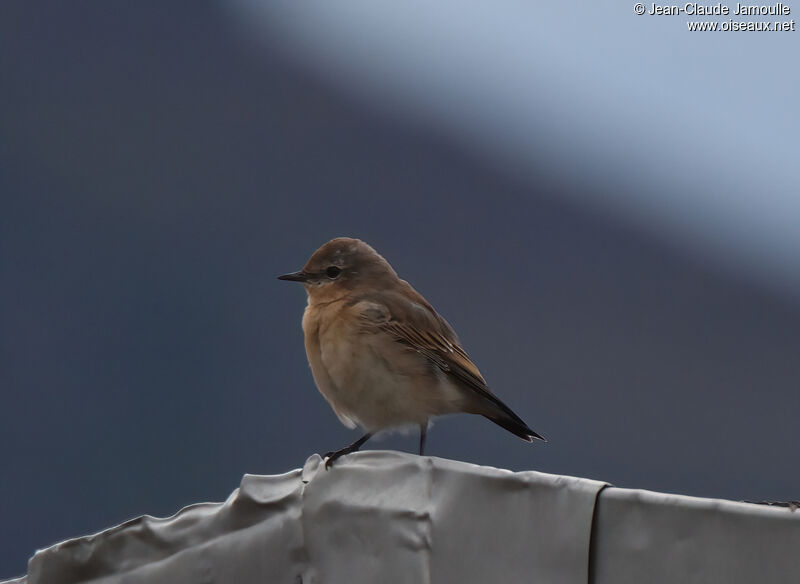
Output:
[{"xmin": 5, "ymin": 451, "xmax": 799, "ymax": 583}]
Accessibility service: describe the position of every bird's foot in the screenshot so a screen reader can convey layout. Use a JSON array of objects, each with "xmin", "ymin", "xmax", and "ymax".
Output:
[
  {"xmin": 322, "ymin": 432, "xmax": 373, "ymax": 470},
  {"xmin": 322, "ymin": 445, "xmax": 356, "ymax": 469}
]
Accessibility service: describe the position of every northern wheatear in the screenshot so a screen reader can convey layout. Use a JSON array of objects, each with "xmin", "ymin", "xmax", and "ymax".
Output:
[{"xmin": 279, "ymin": 237, "xmax": 544, "ymax": 467}]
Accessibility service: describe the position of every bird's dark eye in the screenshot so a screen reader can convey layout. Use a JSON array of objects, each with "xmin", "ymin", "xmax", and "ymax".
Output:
[{"xmin": 325, "ymin": 266, "xmax": 342, "ymax": 279}]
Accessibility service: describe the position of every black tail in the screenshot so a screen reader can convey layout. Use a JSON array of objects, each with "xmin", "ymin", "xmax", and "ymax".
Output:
[{"xmin": 485, "ymin": 411, "xmax": 546, "ymax": 443}]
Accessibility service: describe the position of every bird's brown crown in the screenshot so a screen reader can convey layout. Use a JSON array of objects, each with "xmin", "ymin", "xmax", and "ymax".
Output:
[{"xmin": 298, "ymin": 237, "xmax": 398, "ymax": 300}]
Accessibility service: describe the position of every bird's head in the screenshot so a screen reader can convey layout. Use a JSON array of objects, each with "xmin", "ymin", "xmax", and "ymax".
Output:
[{"xmin": 278, "ymin": 237, "xmax": 397, "ymax": 303}]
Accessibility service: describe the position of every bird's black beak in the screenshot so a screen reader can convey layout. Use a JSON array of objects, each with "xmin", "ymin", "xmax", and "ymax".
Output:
[{"xmin": 277, "ymin": 270, "xmax": 309, "ymax": 282}]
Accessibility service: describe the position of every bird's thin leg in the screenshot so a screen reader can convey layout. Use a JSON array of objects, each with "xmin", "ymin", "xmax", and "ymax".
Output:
[
  {"xmin": 419, "ymin": 422, "xmax": 427, "ymax": 456},
  {"xmin": 324, "ymin": 432, "xmax": 373, "ymax": 469}
]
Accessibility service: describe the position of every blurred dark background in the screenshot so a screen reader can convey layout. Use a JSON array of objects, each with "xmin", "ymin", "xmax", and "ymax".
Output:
[{"xmin": 1, "ymin": 2, "xmax": 798, "ymax": 579}]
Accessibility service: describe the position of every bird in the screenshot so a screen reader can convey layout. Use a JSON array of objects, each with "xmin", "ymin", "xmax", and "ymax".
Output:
[{"xmin": 278, "ymin": 237, "xmax": 544, "ymax": 468}]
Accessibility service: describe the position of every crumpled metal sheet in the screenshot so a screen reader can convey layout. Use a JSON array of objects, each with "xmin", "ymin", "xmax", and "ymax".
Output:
[
  {"xmin": 299, "ymin": 452, "xmax": 605, "ymax": 584},
  {"xmin": 25, "ymin": 465, "xmax": 307, "ymax": 584},
  {"xmin": 8, "ymin": 452, "xmax": 798, "ymax": 584},
  {"xmin": 12, "ymin": 452, "xmax": 606, "ymax": 584},
  {"xmin": 592, "ymin": 486, "xmax": 800, "ymax": 584}
]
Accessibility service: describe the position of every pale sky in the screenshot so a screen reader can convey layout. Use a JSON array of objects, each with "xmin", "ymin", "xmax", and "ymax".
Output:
[{"xmin": 228, "ymin": 0, "xmax": 800, "ymax": 299}]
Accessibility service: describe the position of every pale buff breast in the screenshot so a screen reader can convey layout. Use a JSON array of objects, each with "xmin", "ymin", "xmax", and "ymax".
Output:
[
  {"xmin": 306, "ymin": 300, "xmax": 467, "ymax": 432},
  {"xmin": 302, "ymin": 302, "xmax": 358, "ymax": 429}
]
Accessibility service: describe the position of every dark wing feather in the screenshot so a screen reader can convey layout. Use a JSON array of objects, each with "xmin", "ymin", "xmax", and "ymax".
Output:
[{"xmin": 352, "ymin": 284, "xmax": 544, "ymax": 442}]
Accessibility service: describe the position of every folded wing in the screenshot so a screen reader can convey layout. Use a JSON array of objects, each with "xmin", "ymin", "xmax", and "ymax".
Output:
[{"xmin": 351, "ymin": 283, "xmax": 544, "ymax": 442}]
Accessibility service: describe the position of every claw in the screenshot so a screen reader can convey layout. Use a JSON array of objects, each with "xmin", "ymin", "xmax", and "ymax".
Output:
[
  {"xmin": 320, "ymin": 432, "xmax": 373, "ymax": 470},
  {"xmin": 323, "ymin": 448, "xmax": 347, "ymax": 470}
]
